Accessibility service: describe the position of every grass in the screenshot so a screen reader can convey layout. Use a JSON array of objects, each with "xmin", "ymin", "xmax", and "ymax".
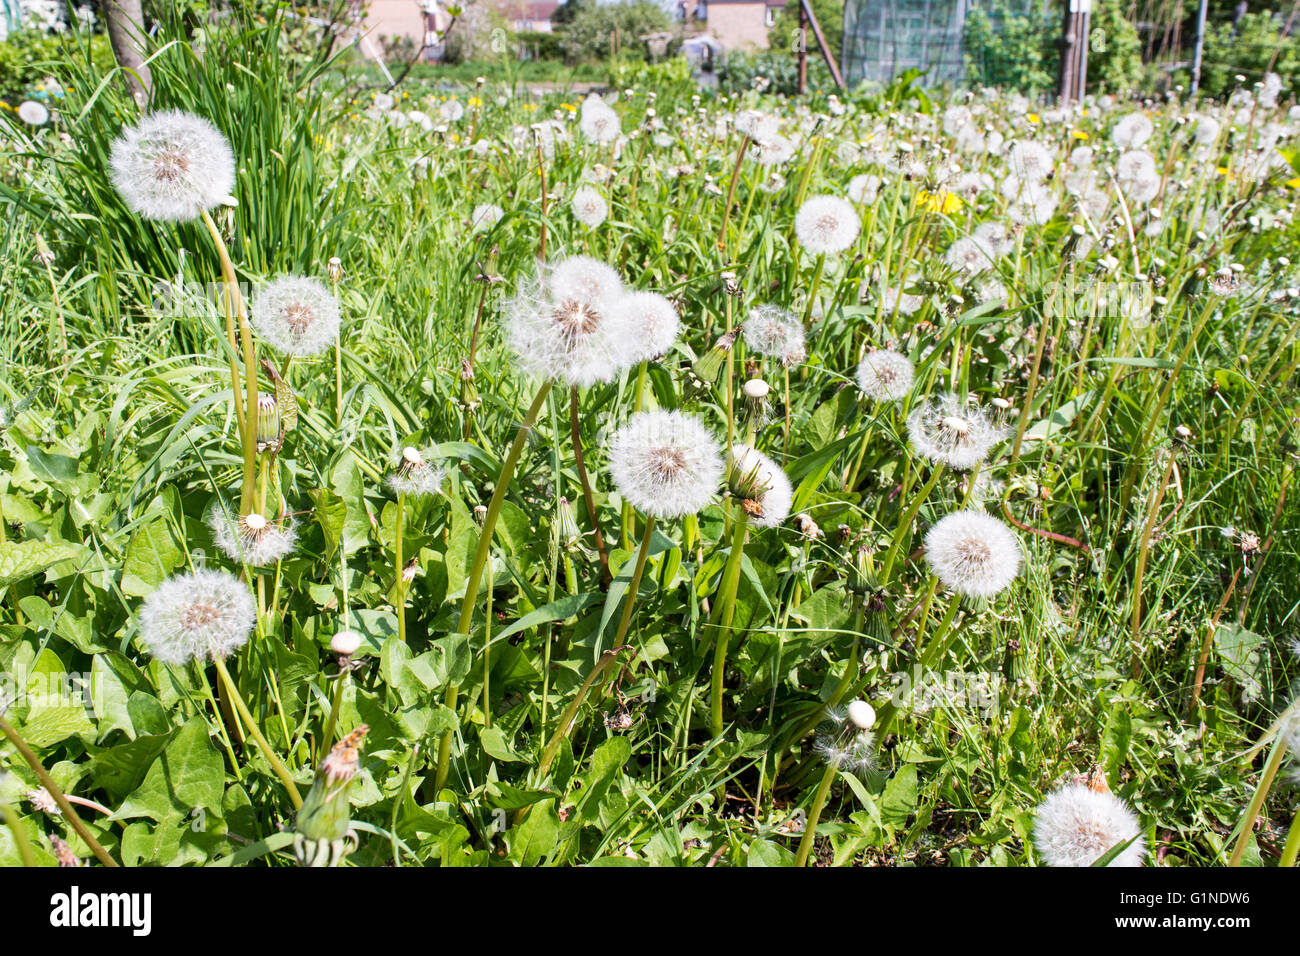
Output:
[{"xmin": 0, "ymin": 8, "xmax": 1297, "ymax": 867}]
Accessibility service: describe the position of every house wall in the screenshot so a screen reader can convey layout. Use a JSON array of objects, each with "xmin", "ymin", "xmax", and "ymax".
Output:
[{"xmin": 706, "ymin": 3, "xmax": 772, "ymax": 49}]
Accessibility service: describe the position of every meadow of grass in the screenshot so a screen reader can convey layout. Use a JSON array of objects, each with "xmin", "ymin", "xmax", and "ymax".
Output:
[{"xmin": 0, "ymin": 9, "xmax": 1298, "ymax": 869}]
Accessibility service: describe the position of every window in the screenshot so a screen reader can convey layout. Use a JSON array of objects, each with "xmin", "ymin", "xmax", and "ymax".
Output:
[{"xmin": 765, "ymin": 6, "xmax": 777, "ymax": 25}]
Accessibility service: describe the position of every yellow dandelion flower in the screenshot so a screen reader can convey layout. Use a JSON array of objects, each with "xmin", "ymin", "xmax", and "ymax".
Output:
[
  {"xmin": 917, "ymin": 189, "xmax": 963, "ymax": 215},
  {"xmin": 1027, "ymin": 113, "xmax": 1041, "ymax": 124},
  {"xmin": 1071, "ymin": 130, "xmax": 1089, "ymax": 140}
]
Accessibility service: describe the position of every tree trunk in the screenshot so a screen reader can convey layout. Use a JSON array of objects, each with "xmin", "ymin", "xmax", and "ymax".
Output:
[{"xmin": 100, "ymin": 0, "xmax": 152, "ymax": 107}]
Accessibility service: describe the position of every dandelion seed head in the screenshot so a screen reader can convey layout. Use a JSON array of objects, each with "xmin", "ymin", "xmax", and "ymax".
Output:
[
  {"xmin": 856, "ymin": 349, "xmax": 915, "ymax": 402},
  {"xmin": 110, "ymin": 110, "xmax": 235, "ymax": 222},
  {"xmin": 570, "ymin": 185, "xmax": 608, "ymax": 228},
  {"xmin": 608, "ymin": 411, "xmax": 723, "ymax": 519},
  {"xmin": 471, "ymin": 203, "xmax": 504, "ymax": 231},
  {"xmin": 1112, "ymin": 111, "xmax": 1154, "ymax": 149},
  {"xmin": 1006, "ymin": 140, "xmax": 1053, "ymax": 181},
  {"xmin": 1033, "ymin": 780, "xmax": 1145, "ymax": 867},
  {"xmin": 924, "ymin": 510, "xmax": 1022, "ymax": 599},
  {"xmin": 814, "ymin": 707, "xmax": 877, "ymax": 774},
  {"xmin": 208, "ymin": 506, "xmax": 297, "ymax": 567},
  {"xmin": 794, "ymin": 194, "xmax": 861, "ymax": 255},
  {"xmin": 610, "ymin": 291, "xmax": 680, "ymax": 363},
  {"xmin": 727, "ymin": 444, "xmax": 793, "ymax": 529},
  {"xmin": 250, "ymin": 276, "xmax": 341, "ymax": 358},
  {"xmin": 139, "ymin": 569, "xmax": 255, "ymax": 665},
  {"xmin": 848, "ymin": 173, "xmax": 881, "ymax": 205},
  {"xmin": 18, "ymin": 100, "xmax": 49, "ymax": 126},
  {"xmin": 579, "ymin": 94, "xmax": 620, "ymax": 143},
  {"xmin": 744, "ymin": 304, "xmax": 806, "ymax": 367},
  {"xmin": 386, "ymin": 446, "xmax": 445, "ymax": 497},
  {"xmin": 907, "ymin": 394, "xmax": 1005, "ymax": 470}
]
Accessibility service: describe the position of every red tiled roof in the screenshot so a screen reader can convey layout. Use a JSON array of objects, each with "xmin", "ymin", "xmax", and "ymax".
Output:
[{"xmin": 493, "ymin": 0, "xmax": 559, "ymax": 18}]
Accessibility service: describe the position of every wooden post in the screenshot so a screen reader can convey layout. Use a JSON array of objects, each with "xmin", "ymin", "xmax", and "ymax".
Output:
[
  {"xmin": 1059, "ymin": 0, "xmax": 1091, "ymax": 105},
  {"xmin": 1190, "ymin": 0, "xmax": 1209, "ymax": 93},
  {"xmin": 798, "ymin": 0, "xmax": 809, "ymax": 94},
  {"xmin": 796, "ymin": 0, "xmax": 846, "ymax": 92}
]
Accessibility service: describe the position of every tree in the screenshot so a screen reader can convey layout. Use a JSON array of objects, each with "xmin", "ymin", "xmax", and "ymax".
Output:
[
  {"xmin": 98, "ymin": 0, "xmax": 151, "ymax": 105},
  {"xmin": 556, "ymin": 0, "xmax": 671, "ymax": 62}
]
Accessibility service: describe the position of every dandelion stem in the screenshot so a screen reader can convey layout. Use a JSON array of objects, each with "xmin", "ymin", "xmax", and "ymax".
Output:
[
  {"xmin": 794, "ymin": 763, "xmax": 836, "ymax": 867},
  {"xmin": 435, "ymin": 380, "xmax": 553, "ymax": 793},
  {"xmin": 1228, "ymin": 735, "xmax": 1288, "ymax": 866},
  {"xmin": 0, "ymin": 717, "xmax": 118, "ymax": 867},
  {"xmin": 879, "ymin": 464, "xmax": 945, "ymax": 585},
  {"xmin": 709, "ymin": 505, "xmax": 750, "ymax": 740},
  {"xmin": 1280, "ymin": 809, "xmax": 1300, "ymax": 867},
  {"xmin": 613, "ymin": 515, "xmax": 656, "ymax": 649},
  {"xmin": 570, "ymin": 387, "xmax": 611, "ymax": 582},
  {"xmin": 212, "ymin": 658, "xmax": 303, "ymax": 810},
  {"xmin": 200, "ymin": 209, "xmax": 258, "ymax": 517}
]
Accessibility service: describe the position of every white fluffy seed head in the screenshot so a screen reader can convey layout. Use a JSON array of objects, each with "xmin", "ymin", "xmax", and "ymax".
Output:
[
  {"xmin": 1006, "ymin": 140, "xmax": 1054, "ymax": 182},
  {"xmin": 139, "ymin": 569, "xmax": 255, "ymax": 665},
  {"xmin": 505, "ymin": 256, "xmax": 632, "ymax": 387},
  {"xmin": 208, "ymin": 506, "xmax": 298, "ymax": 567},
  {"xmin": 18, "ymin": 101, "xmax": 49, "ymax": 126},
  {"xmin": 570, "ymin": 185, "xmax": 608, "ymax": 228},
  {"xmin": 744, "ymin": 304, "xmax": 807, "ymax": 367},
  {"xmin": 386, "ymin": 446, "xmax": 446, "ymax": 497},
  {"xmin": 848, "ymin": 173, "xmax": 881, "ymax": 205},
  {"xmin": 608, "ymin": 410, "xmax": 724, "ymax": 519},
  {"xmin": 471, "ymin": 203, "xmax": 504, "ymax": 231},
  {"xmin": 1033, "ymin": 782, "xmax": 1146, "ymax": 867},
  {"xmin": 945, "ymin": 235, "xmax": 994, "ymax": 274},
  {"xmin": 610, "ymin": 291, "xmax": 680, "ymax": 363},
  {"xmin": 814, "ymin": 707, "xmax": 877, "ymax": 775},
  {"xmin": 110, "ymin": 110, "xmax": 236, "ymax": 222},
  {"xmin": 751, "ymin": 134, "xmax": 795, "ymax": 167},
  {"xmin": 579, "ymin": 94, "xmax": 620, "ymax": 143},
  {"xmin": 794, "ymin": 194, "xmax": 861, "ymax": 255},
  {"xmin": 856, "ymin": 349, "xmax": 915, "ymax": 402},
  {"xmin": 250, "ymin": 276, "xmax": 341, "ymax": 357},
  {"xmin": 847, "ymin": 699, "xmax": 876, "ymax": 730},
  {"xmin": 1112, "ymin": 111, "xmax": 1154, "ymax": 149},
  {"xmin": 907, "ymin": 393, "xmax": 1005, "ymax": 470},
  {"xmin": 924, "ymin": 510, "xmax": 1022, "ymax": 599},
  {"xmin": 727, "ymin": 444, "xmax": 793, "ymax": 529},
  {"xmin": 735, "ymin": 108, "xmax": 780, "ymax": 143}
]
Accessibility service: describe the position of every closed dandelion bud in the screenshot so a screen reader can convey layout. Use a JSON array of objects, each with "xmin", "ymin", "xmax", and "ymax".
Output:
[
  {"xmin": 256, "ymin": 393, "xmax": 280, "ymax": 451},
  {"xmin": 474, "ymin": 504, "xmax": 488, "ymax": 526},
  {"xmin": 33, "ymin": 233, "xmax": 54, "ymax": 266},
  {"xmin": 555, "ymin": 496, "xmax": 582, "ymax": 551},
  {"xmin": 327, "ymin": 256, "xmax": 343, "ymax": 284},
  {"xmin": 1004, "ymin": 637, "xmax": 1031, "ymax": 682},
  {"xmin": 294, "ymin": 725, "xmax": 369, "ymax": 867},
  {"xmin": 847, "ymin": 545, "xmax": 875, "ymax": 596},
  {"xmin": 722, "ymin": 271, "xmax": 741, "ymax": 296},
  {"xmin": 692, "ymin": 327, "xmax": 739, "ymax": 384},
  {"xmin": 459, "ymin": 359, "xmax": 480, "ymax": 412}
]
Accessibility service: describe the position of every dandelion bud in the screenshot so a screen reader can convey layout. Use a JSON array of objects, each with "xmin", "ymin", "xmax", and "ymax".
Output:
[
  {"xmin": 742, "ymin": 378, "xmax": 772, "ymax": 428},
  {"xmin": 33, "ymin": 233, "xmax": 54, "ymax": 266},
  {"xmin": 692, "ymin": 328, "xmax": 739, "ymax": 384},
  {"xmin": 555, "ymin": 496, "xmax": 583, "ymax": 552},
  {"xmin": 721, "ymin": 271, "xmax": 741, "ymax": 296},
  {"xmin": 473, "ymin": 504, "xmax": 488, "ymax": 525},
  {"xmin": 256, "ymin": 393, "xmax": 280, "ymax": 451},
  {"xmin": 327, "ymin": 256, "xmax": 343, "ymax": 284},
  {"xmin": 459, "ymin": 359, "xmax": 480, "ymax": 412},
  {"xmin": 294, "ymin": 725, "xmax": 369, "ymax": 867}
]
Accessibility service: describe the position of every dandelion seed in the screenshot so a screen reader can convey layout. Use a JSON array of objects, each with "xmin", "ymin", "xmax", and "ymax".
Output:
[
  {"xmin": 570, "ymin": 185, "xmax": 608, "ymax": 228},
  {"xmin": 110, "ymin": 110, "xmax": 235, "ymax": 222},
  {"xmin": 139, "ymin": 569, "xmax": 256, "ymax": 665},
  {"xmin": 727, "ymin": 444, "xmax": 793, "ymax": 529},
  {"xmin": 386, "ymin": 446, "xmax": 445, "ymax": 497},
  {"xmin": 208, "ymin": 506, "xmax": 298, "ymax": 567},
  {"xmin": 814, "ymin": 706, "xmax": 876, "ymax": 775},
  {"xmin": 924, "ymin": 510, "xmax": 1022, "ymax": 599},
  {"xmin": 907, "ymin": 394, "xmax": 1005, "ymax": 470},
  {"xmin": 856, "ymin": 349, "xmax": 915, "ymax": 402},
  {"xmin": 794, "ymin": 195, "xmax": 860, "ymax": 255},
  {"xmin": 1033, "ymin": 773, "xmax": 1145, "ymax": 867},
  {"xmin": 250, "ymin": 276, "xmax": 342, "ymax": 358},
  {"xmin": 608, "ymin": 410, "xmax": 724, "ymax": 519},
  {"xmin": 744, "ymin": 304, "xmax": 806, "ymax": 367}
]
